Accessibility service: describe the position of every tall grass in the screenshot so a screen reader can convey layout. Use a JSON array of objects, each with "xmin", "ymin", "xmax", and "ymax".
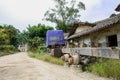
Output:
[
  {"xmin": 88, "ymin": 58, "xmax": 120, "ymax": 80},
  {"xmin": 0, "ymin": 45, "xmax": 18, "ymax": 56},
  {"xmin": 28, "ymin": 46, "xmax": 64, "ymax": 65},
  {"xmin": 28, "ymin": 52, "xmax": 64, "ymax": 65}
]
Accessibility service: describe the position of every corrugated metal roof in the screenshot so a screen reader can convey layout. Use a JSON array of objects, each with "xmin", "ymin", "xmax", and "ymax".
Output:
[{"xmin": 68, "ymin": 13, "xmax": 120, "ymax": 40}]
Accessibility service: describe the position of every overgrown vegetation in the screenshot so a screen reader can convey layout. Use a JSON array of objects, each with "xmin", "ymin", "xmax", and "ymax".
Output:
[
  {"xmin": 0, "ymin": 25, "xmax": 22, "ymax": 47},
  {"xmin": 23, "ymin": 23, "xmax": 53, "ymax": 51},
  {"xmin": 85, "ymin": 58, "xmax": 120, "ymax": 80},
  {"xmin": 28, "ymin": 46, "xmax": 64, "ymax": 65},
  {"xmin": 0, "ymin": 25, "xmax": 20, "ymax": 56},
  {"xmin": 0, "ymin": 45, "xmax": 18, "ymax": 56}
]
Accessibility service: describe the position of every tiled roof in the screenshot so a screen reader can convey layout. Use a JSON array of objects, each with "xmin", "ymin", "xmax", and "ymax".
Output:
[
  {"xmin": 68, "ymin": 14, "xmax": 120, "ymax": 40},
  {"xmin": 115, "ymin": 4, "xmax": 120, "ymax": 11}
]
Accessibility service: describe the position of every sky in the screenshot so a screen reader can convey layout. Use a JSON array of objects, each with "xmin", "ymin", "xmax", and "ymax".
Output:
[{"xmin": 0, "ymin": 0, "xmax": 120, "ymax": 32}]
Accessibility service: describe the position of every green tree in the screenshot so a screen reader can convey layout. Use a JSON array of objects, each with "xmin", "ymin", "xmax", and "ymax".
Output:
[
  {"xmin": 26, "ymin": 23, "xmax": 53, "ymax": 39},
  {"xmin": 28, "ymin": 37, "xmax": 44, "ymax": 51},
  {"xmin": 18, "ymin": 32, "xmax": 28, "ymax": 45},
  {"xmin": 44, "ymin": 0, "xmax": 85, "ymax": 32},
  {"xmin": 23, "ymin": 23, "xmax": 54, "ymax": 51},
  {"xmin": 0, "ymin": 29, "xmax": 10, "ymax": 45},
  {"xmin": 2, "ymin": 25, "xmax": 20, "ymax": 47}
]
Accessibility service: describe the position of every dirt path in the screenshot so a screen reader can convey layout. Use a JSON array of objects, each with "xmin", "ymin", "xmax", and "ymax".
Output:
[{"xmin": 0, "ymin": 52, "xmax": 109, "ymax": 80}]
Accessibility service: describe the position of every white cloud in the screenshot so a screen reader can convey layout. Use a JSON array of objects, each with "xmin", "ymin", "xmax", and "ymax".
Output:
[
  {"xmin": 79, "ymin": 0, "xmax": 102, "ymax": 21},
  {"xmin": 80, "ymin": 0, "xmax": 101, "ymax": 9},
  {"xmin": 0, "ymin": 0, "xmax": 119, "ymax": 31},
  {"xmin": 0, "ymin": 0, "xmax": 56, "ymax": 31},
  {"xmin": 0, "ymin": 0, "xmax": 54, "ymax": 22}
]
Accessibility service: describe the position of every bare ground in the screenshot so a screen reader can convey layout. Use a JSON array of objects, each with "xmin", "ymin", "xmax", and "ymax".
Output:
[{"xmin": 0, "ymin": 52, "xmax": 110, "ymax": 80}]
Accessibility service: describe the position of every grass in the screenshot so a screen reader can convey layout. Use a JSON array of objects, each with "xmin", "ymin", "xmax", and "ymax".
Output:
[
  {"xmin": 29, "ymin": 46, "xmax": 120, "ymax": 79},
  {"xmin": 28, "ymin": 51, "xmax": 64, "ymax": 66},
  {"xmin": 0, "ymin": 45, "xmax": 18, "ymax": 57},
  {"xmin": 28, "ymin": 46, "xmax": 64, "ymax": 65},
  {"xmin": 86, "ymin": 58, "xmax": 120, "ymax": 80},
  {"xmin": 0, "ymin": 50, "xmax": 17, "ymax": 56}
]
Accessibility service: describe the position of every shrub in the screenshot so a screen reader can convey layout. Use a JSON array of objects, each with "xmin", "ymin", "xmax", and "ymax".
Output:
[
  {"xmin": 28, "ymin": 45, "xmax": 64, "ymax": 65},
  {"xmin": 36, "ymin": 46, "xmax": 46, "ymax": 53},
  {"xmin": 89, "ymin": 58, "xmax": 120, "ymax": 80},
  {"xmin": 0, "ymin": 45, "xmax": 18, "ymax": 56},
  {"xmin": 0, "ymin": 45, "xmax": 16, "ymax": 50}
]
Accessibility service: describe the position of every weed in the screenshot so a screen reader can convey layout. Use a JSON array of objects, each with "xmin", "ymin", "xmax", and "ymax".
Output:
[
  {"xmin": 88, "ymin": 58, "xmax": 120, "ymax": 79},
  {"xmin": 28, "ymin": 51, "xmax": 64, "ymax": 65}
]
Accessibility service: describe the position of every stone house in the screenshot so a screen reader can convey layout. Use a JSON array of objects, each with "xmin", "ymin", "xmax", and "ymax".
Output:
[
  {"xmin": 66, "ymin": 22, "xmax": 95, "ymax": 48},
  {"xmin": 66, "ymin": 13, "xmax": 120, "ymax": 48}
]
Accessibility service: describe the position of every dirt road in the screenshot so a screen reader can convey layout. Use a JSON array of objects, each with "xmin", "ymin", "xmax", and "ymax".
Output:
[{"xmin": 0, "ymin": 52, "xmax": 109, "ymax": 80}]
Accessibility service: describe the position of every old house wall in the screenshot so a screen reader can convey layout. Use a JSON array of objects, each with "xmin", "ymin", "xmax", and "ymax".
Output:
[
  {"xmin": 83, "ymin": 37, "xmax": 91, "ymax": 46},
  {"xmin": 67, "ymin": 36, "xmax": 91, "ymax": 48},
  {"xmin": 75, "ymin": 23, "xmax": 120, "ymax": 48},
  {"xmin": 66, "ymin": 41, "xmax": 69, "ymax": 48},
  {"xmin": 75, "ymin": 25, "xmax": 91, "ymax": 34},
  {"xmin": 117, "ymin": 33, "xmax": 120, "ymax": 47},
  {"xmin": 66, "ymin": 40, "xmax": 75, "ymax": 48},
  {"xmin": 89, "ymin": 23, "xmax": 120, "ymax": 47},
  {"xmin": 78, "ymin": 36, "xmax": 91, "ymax": 47},
  {"xmin": 67, "ymin": 22, "xmax": 120, "ymax": 48}
]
